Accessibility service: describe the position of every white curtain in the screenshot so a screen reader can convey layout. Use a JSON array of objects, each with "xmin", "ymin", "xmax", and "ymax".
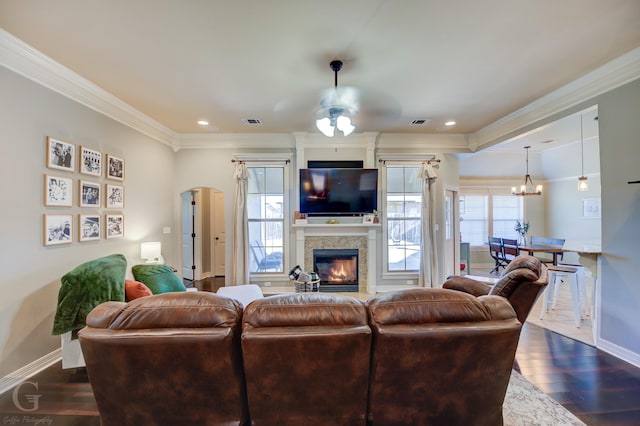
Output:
[
  {"xmin": 419, "ymin": 163, "xmax": 439, "ymax": 288},
  {"xmin": 231, "ymin": 162, "xmax": 250, "ymax": 285}
]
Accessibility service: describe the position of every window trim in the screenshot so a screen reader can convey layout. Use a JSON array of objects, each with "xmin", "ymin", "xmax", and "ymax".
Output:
[
  {"xmin": 459, "ymin": 186, "xmax": 524, "ymax": 247},
  {"xmin": 381, "ymin": 163, "xmax": 422, "ymax": 276},
  {"xmin": 246, "ymin": 163, "xmax": 290, "ymax": 277}
]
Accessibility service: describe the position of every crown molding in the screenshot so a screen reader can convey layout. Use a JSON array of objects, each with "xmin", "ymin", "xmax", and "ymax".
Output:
[
  {"xmin": 0, "ymin": 29, "xmax": 174, "ymax": 145},
  {"xmin": 377, "ymin": 133, "xmax": 469, "ymax": 151},
  {"xmin": 3, "ymin": 27, "xmax": 638, "ymax": 153},
  {"xmin": 172, "ymin": 133, "xmax": 295, "ymax": 150},
  {"xmin": 470, "ymin": 47, "xmax": 640, "ymax": 150}
]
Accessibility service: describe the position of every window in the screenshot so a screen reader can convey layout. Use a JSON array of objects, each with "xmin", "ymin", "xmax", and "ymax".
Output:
[
  {"xmin": 385, "ymin": 165, "xmax": 421, "ymax": 271},
  {"xmin": 247, "ymin": 166, "xmax": 285, "ymax": 273},
  {"xmin": 459, "ymin": 191, "xmax": 523, "ymax": 246}
]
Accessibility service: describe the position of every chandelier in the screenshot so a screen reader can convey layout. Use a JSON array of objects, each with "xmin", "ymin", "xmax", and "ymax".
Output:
[{"xmin": 512, "ymin": 146, "xmax": 542, "ymax": 196}]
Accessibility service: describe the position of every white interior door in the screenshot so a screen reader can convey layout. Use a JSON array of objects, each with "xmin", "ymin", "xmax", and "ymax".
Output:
[
  {"xmin": 213, "ymin": 191, "xmax": 225, "ymax": 276},
  {"xmin": 444, "ymin": 189, "xmax": 457, "ymax": 277},
  {"xmin": 181, "ymin": 191, "xmax": 195, "ymax": 280}
]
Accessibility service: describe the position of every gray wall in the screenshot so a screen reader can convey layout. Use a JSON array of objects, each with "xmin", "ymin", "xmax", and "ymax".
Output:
[
  {"xmin": 598, "ymin": 78, "xmax": 640, "ymax": 358},
  {"xmin": 0, "ymin": 66, "xmax": 176, "ymax": 376}
]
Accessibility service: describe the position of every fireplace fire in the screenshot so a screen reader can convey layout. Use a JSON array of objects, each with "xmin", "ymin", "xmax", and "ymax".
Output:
[{"xmin": 313, "ymin": 249, "xmax": 358, "ymax": 292}]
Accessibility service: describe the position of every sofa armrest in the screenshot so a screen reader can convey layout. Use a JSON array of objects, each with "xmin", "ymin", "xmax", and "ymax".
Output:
[{"xmin": 442, "ymin": 275, "xmax": 492, "ymax": 297}]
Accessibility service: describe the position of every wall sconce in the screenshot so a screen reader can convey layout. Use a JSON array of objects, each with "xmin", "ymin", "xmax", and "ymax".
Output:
[{"xmin": 140, "ymin": 241, "xmax": 162, "ymax": 263}]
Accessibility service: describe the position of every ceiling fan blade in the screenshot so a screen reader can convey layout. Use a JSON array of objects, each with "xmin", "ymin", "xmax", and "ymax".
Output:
[{"xmin": 319, "ymin": 86, "xmax": 361, "ymax": 111}]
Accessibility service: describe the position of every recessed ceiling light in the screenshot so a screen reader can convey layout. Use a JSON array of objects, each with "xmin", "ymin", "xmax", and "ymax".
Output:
[
  {"xmin": 445, "ymin": 120, "xmax": 456, "ymax": 126},
  {"xmin": 197, "ymin": 120, "xmax": 209, "ymax": 126}
]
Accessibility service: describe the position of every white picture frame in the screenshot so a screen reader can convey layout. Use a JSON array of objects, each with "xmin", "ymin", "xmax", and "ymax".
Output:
[
  {"xmin": 79, "ymin": 180, "xmax": 101, "ymax": 208},
  {"xmin": 106, "ymin": 214, "xmax": 124, "ymax": 238},
  {"xmin": 44, "ymin": 174, "xmax": 73, "ymax": 207},
  {"xmin": 105, "ymin": 184, "xmax": 124, "ymax": 209},
  {"xmin": 582, "ymin": 198, "xmax": 601, "ymax": 218},
  {"xmin": 43, "ymin": 214, "xmax": 72, "ymax": 246},
  {"xmin": 79, "ymin": 214, "xmax": 101, "ymax": 242},
  {"xmin": 363, "ymin": 214, "xmax": 374, "ymax": 224},
  {"xmin": 106, "ymin": 154, "xmax": 125, "ymax": 181},
  {"xmin": 46, "ymin": 136, "xmax": 75, "ymax": 172},
  {"xmin": 79, "ymin": 146, "xmax": 102, "ymax": 176}
]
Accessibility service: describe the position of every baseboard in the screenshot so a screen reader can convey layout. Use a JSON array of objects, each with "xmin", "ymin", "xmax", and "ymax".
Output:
[
  {"xmin": 597, "ymin": 337, "xmax": 640, "ymax": 369},
  {"xmin": 0, "ymin": 348, "xmax": 62, "ymax": 396}
]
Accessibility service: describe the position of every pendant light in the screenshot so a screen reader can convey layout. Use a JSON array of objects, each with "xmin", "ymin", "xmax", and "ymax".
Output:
[
  {"xmin": 578, "ymin": 114, "xmax": 588, "ymax": 191},
  {"xmin": 512, "ymin": 146, "xmax": 542, "ymax": 196}
]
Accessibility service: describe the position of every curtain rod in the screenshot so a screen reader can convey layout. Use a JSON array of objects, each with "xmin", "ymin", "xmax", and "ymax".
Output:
[
  {"xmin": 378, "ymin": 158, "xmax": 440, "ymax": 167},
  {"xmin": 231, "ymin": 159, "xmax": 290, "ymax": 164}
]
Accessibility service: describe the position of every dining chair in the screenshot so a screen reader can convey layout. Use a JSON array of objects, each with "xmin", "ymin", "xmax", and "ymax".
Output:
[
  {"xmin": 502, "ymin": 238, "xmax": 520, "ymax": 263},
  {"xmin": 488, "ymin": 237, "xmax": 508, "ymax": 274}
]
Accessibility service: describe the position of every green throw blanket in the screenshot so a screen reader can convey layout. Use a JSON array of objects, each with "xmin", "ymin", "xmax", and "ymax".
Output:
[{"xmin": 52, "ymin": 254, "xmax": 126, "ymax": 335}]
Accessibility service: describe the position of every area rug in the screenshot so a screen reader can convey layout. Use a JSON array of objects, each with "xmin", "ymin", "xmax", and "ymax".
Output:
[{"xmin": 504, "ymin": 370, "xmax": 585, "ymax": 425}]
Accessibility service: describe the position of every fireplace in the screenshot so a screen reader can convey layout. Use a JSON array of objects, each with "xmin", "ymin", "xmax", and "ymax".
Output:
[{"xmin": 313, "ymin": 249, "xmax": 359, "ymax": 292}]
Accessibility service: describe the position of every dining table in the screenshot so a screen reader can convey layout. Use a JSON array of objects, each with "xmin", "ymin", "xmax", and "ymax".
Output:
[{"xmin": 519, "ymin": 243, "xmax": 565, "ymax": 265}]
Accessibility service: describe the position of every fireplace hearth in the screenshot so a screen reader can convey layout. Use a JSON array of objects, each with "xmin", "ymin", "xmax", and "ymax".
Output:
[{"xmin": 313, "ymin": 249, "xmax": 359, "ymax": 292}]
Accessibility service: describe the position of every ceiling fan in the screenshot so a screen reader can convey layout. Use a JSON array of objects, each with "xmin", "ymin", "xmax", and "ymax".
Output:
[
  {"xmin": 273, "ymin": 58, "xmax": 402, "ymax": 135},
  {"xmin": 316, "ymin": 60, "xmax": 357, "ymax": 137}
]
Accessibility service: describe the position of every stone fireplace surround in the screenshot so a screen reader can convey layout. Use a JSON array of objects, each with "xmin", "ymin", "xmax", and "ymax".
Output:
[{"xmin": 294, "ymin": 218, "xmax": 379, "ymax": 294}]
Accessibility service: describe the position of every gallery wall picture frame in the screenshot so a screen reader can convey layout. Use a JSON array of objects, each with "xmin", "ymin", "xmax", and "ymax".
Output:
[
  {"xmin": 43, "ymin": 214, "xmax": 73, "ymax": 246},
  {"xmin": 79, "ymin": 180, "xmax": 101, "ymax": 208},
  {"xmin": 79, "ymin": 214, "xmax": 101, "ymax": 242},
  {"xmin": 105, "ymin": 184, "xmax": 125, "ymax": 209},
  {"xmin": 106, "ymin": 214, "xmax": 124, "ymax": 239},
  {"xmin": 44, "ymin": 174, "xmax": 73, "ymax": 207},
  {"xmin": 46, "ymin": 136, "xmax": 75, "ymax": 172},
  {"xmin": 106, "ymin": 154, "xmax": 125, "ymax": 181},
  {"xmin": 583, "ymin": 197, "xmax": 601, "ymax": 218},
  {"xmin": 79, "ymin": 146, "xmax": 102, "ymax": 176}
]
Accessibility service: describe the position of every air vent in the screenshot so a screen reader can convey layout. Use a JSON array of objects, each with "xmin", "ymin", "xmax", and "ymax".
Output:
[
  {"xmin": 410, "ymin": 119, "xmax": 431, "ymax": 125},
  {"xmin": 242, "ymin": 118, "xmax": 262, "ymax": 125}
]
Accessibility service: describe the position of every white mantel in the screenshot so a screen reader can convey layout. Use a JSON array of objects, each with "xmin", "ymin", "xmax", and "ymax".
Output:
[{"xmin": 293, "ymin": 220, "xmax": 380, "ymax": 294}]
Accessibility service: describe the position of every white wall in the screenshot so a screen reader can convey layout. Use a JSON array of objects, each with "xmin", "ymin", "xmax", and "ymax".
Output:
[
  {"xmin": 0, "ymin": 66, "xmax": 175, "ymax": 376},
  {"xmin": 597, "ymin": 78, "xmax": 640, "ymax": 363}
]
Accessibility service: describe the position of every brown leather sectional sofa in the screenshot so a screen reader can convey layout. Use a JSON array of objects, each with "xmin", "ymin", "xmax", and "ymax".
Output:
[{"xmin": 79, "ymin": 282, "xmax": 528, "ymax": 425}]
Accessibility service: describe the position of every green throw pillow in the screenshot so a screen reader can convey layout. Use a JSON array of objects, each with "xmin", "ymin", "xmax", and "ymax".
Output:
[
  {"xmin": 52, "ymin": 253, "xmax": 127, "ymax": 335},
  {"xmin": 132, "ymin": 264, "xmax": 186, "ymax": 294}
]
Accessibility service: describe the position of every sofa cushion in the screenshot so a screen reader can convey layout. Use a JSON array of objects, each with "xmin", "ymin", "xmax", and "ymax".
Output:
[
  {"xmin": 124, "ymin": 279, "xmax": 153, "ymax": 301},
  {"xmin": 52, "ymin": 253, "xmax": 126, "ymax": 335},
  {"xmin": 132, "ymin": 264, "xmax": 186, "ymax": 294}
]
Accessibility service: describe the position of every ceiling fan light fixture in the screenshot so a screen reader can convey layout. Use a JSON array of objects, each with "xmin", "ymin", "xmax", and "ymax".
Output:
[
  {"xmin": 336, "ymin": 115, "xmax": 354, "ymax": 136},
  {"xmin": 316, "ymin": 106, "xmax": 354, "ymax": 137},
  {"xmin": 316, "ymin": 117, "xmax": 335, "ymax": 137}
]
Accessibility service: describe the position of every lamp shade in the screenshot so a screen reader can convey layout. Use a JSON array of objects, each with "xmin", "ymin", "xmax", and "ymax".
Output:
[{"xmin": 140, "ymin": 242, "xmax": 162, "ymax": 262}]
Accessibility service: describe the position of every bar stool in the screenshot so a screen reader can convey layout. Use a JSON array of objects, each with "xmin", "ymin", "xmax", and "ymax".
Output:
[{"xmin": 540, "ymin": 265, "xmax": 585, "ymax": 327}]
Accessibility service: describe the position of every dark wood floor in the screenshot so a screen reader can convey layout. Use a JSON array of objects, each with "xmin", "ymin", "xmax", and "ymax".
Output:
[{"xmin": 1, "ymin": 323, "xmax": 639, "ymax": 425}]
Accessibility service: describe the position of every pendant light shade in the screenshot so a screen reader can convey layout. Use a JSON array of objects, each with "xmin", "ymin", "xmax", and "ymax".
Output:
[{"xmin": 578, "ymin": 114, "xmax": 588, "ymax": 191}]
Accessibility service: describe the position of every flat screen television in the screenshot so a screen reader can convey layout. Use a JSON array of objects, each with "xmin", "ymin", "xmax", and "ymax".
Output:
[{"xmin": 299, "ymin": 168, "xmax": 378, "ymax": 215}]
